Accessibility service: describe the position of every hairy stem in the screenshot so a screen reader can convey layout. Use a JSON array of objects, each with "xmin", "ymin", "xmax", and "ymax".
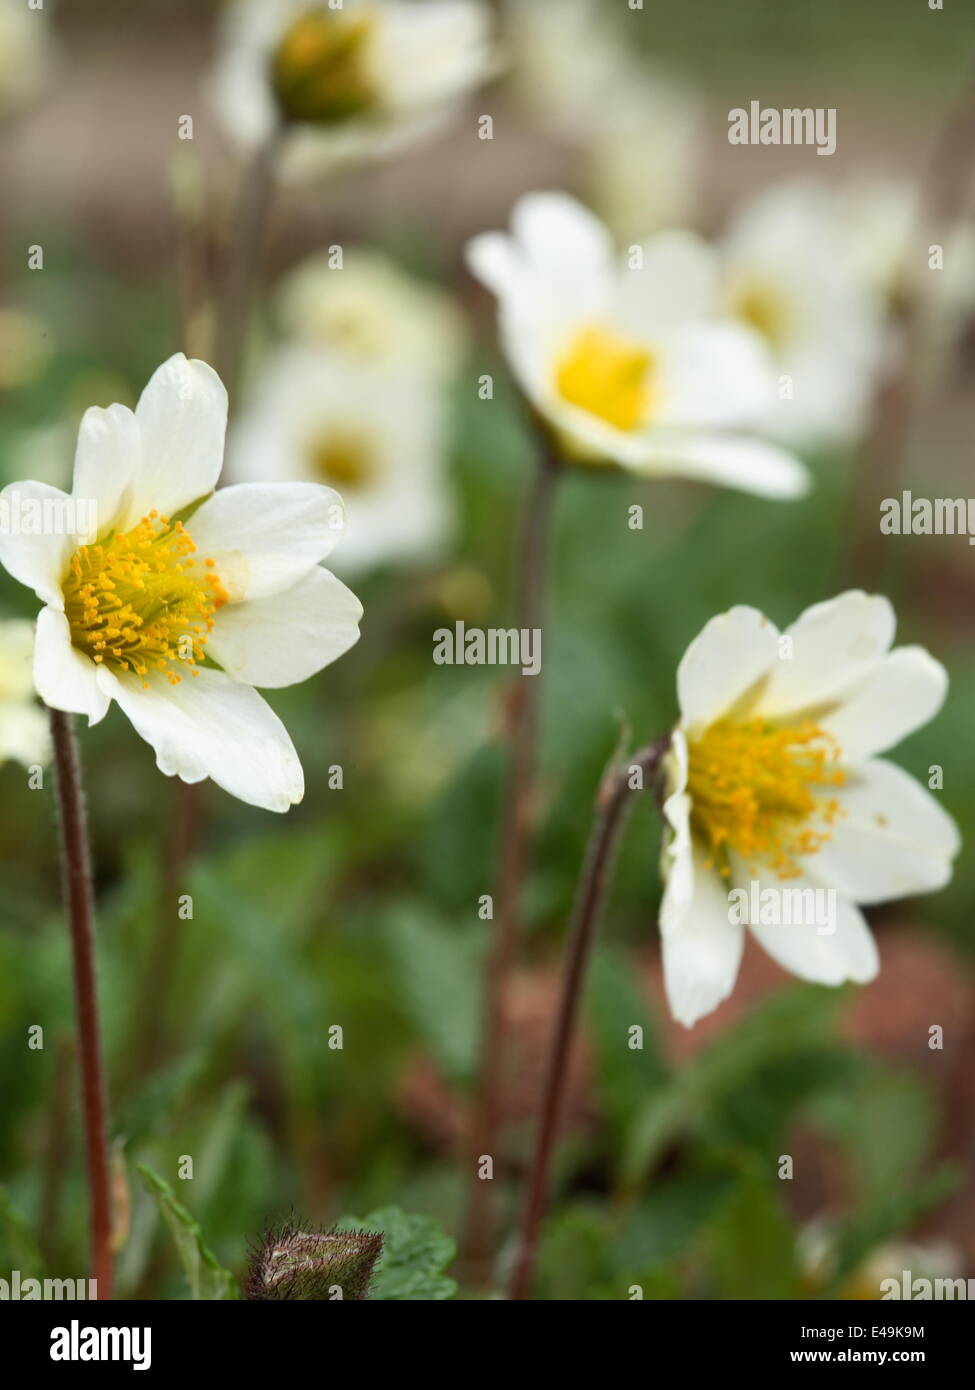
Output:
[
  {"xmin": 48, "ymin": 707, "xmax": 113, "ymax": 1299},
  {"xmin": 508, "ymin": 738, "xmax": 669, "ymax": 1301}
]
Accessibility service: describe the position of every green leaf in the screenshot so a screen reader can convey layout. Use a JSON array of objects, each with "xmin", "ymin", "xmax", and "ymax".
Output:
[
  {"xmin": 0, "ymin": 1186, "xmax": 43, "ymax": 1276},
  {"xmin": 587, "ymin": 945, "xmax": 668, "ymax": 1142},
  {"xmin": 136, "ymin": 1164, "xmax": 237, "ymax": 1300},
  {"xmin": 335, "ymin": 1206, "xmax": 457, "ymax": 1300},
  {"xmin": 382, "ymin": 907, "xmax": 482, "ymax": 1083}
]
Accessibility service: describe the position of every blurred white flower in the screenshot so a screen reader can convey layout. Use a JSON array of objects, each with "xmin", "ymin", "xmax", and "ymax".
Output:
[
  {"xmin": 504, "ymin": 0, "xmax": 703, "ymax": 240},
  {"xmin": 467, "ymin": 192, "xmax": 808, "ymax": 498},
  {"xmin": 718, "ymin": 181, "xmax": 887, "ymax": 448},
  {"xmin": 0, "ymin": 0, "xmax": 51, "ymax": 119},
  {"xmin": 0, "ymin": 619, "xmax": 49, "ymax": 769},
  {"xmin": 227, "ymin": 343, "xmax": 451, "ymax": 574},
  {"xmin": 209, "ymin": 0, "xmax": 495, "ymax": 177},
  {"xmin": 660, "ymin": 591, "xmax": 959, "ymax": 1028},
  {"xmin": 0, "ymin": 354, "xmax": 362, "ymax": 813},
  {"xmin": 800, "ymin": 1222, "xmax": 964, "ymax": 1299},
  {"xmin": 838, "ymin": 179, "xmax": 975, "ymax": 379},
  {"xmin": 276, "ymin": 248, "xmax": 466, "ymax": 376}
]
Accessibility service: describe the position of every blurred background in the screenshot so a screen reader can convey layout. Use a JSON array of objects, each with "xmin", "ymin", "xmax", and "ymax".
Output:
[{"xmin": 1, "ymin": 0, "xmax": 974, "ymax": 1299}]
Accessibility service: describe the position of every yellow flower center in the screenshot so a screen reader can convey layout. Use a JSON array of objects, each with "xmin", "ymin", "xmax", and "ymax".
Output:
[
  {"xmin": 62, "ymin": 513, "xmax": 228, "ymax": 687},
  {"xmin": 270, "ymin": 9, "xmax": 375, "ymax": 125},
  {"xmin": 687, "ymin": 718, "xmax": 845, "ymax": 879},
  {"xmin": 309, "ymin": 430, "xmax": 375, "ymax": 489},
  {"xmin": 555, "ymin": 325, "xmax": 655, "ymax": 432},
  {"xmin": 728, "ymin": 279, "xmax": 793, "ymax": 353}
]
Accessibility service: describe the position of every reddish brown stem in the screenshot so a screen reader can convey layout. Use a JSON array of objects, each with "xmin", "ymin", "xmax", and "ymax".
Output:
[
  {"xmin": 459, "ymin": 431, "xmax": 561, "ymax": 1284},
  {"xmin": 48, "ymin": 707, "xmax": 113, "ymax": 1299},
  {"xmin": 508, "ymin": 739, "xmax": 669, "ymax": 1302}
]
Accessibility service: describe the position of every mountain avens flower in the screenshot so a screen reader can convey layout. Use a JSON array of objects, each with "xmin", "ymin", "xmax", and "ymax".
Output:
[
  {"xmin": 0, "ymin": 619, "xmax": 49, "ymax": 768},
  {"xmin": 210, "ymin": 0, "xmax": 495, "ymax": 175},
  {"xmin": 660, "ymin": 592, "xmax": 959, "ymax": 1027},
  {"xmin": 466, "ymin": 192, "xmax": 808, "ymax": 498},
  {"xmin": 0, "ymin": 354, "xmax": 362, "ymax": 812}
]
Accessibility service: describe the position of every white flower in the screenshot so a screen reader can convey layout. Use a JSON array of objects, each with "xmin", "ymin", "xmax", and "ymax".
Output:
[
  {"xmin": 209, "ymin": 0, "xmax": 495, "ymax": 177},
  {"xmin": 503, "ymin": 0, "xmax": 703, "ymax": 240},
  {"xmin": 466, "ymin": 192, "xmax": 808, "ymax": 499},
  {"xmin": 227, "ymin": 342, "xmax": 451, "ymax": 574},
  {"xmin": 0, "ymin": 0, "xmax": 51, "ymax": 119},
  {"xmin": 718, "ymin": 181, "xmax": 886, "ymax": 447},
  {"xmin": 275, "ymin": 248, "xmax": 465, "ymax": 378},
  {"xmin": 660, "ymin": 591, "xmax": 960, "ymax": 1028},
  {"xmin": 0, "ymin": 354, "xmax": 362, "ymax": 813},
  {"xmin": 0, "ymin": 619, "xmax": 49, "ymax": 768}
]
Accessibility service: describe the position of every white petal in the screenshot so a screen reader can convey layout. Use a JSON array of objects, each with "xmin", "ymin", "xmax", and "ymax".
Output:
[
  {"xmin": 465, "ymin": 230, "xmax": 521, "ymax": 299},
  {"xmin": 208, "ymin": 566, "xmax": 362, "ymax": 689},
  {"xmin": 187, "ymin": 482, "xmax": 347, "ymax": 603},
  {"xmin": 738, "ymin": 862, "xmax": 880, "ymax": 985},
  {"xmin": 0, "ymin": 702, "xmax": 50, "ymax": 768},
  {"xmin": 661, "ymin": 845, "xmax": 745, "ymax": 1028},
  {"xmin": 0, "ymin": 482, "xmax": 74, "ymax": 608},
  {"xmin": 71, "ymin": 403, "xmax": 141, "ymax": 535},
  {"xmin": 511, "ymin": 192, "xmax": 615, "ymax": 281},
  {"xmin": 677, "ymin": 605, "xmax": 779, "ymax": 735},
  {"xmin": 821, "ymin": 646, "xmax": 948, "ymax": 760},
  {"xmin": 33, "ymin": 607, "xmax": 111, "ymax": 725},
  {"xmin": 111, "ymin": 667, "xmax": 303, "ymax": 812},
  {"xmin": 755, "ymin": 591, "xmax": 895, "ymax": 719},
  {"xmin": 628, "ymin": 434, "xmax": 809, "ymax": 498},
  {"xmin": 129, "ymin": 355, "xmax": 227, "ymax": 523},
  {"xmin": 653, "ymin": 322, "xmax": 776, "ymax": 431},
  {"xmin": 809, "ymin": 758, "xmax": 960, "ymax": 904},
  {"xmin": 614, "ymin": 231, "xmax": 720, "ymax": 334}
]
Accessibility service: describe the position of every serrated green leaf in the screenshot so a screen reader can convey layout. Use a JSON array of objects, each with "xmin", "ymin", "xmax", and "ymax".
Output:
[{"xmin": 335, "ymin": 1205, "xmax": 457, "ymax": 1300}]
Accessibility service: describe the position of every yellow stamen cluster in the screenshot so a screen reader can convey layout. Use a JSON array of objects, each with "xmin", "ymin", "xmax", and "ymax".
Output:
[
  {"xmin": 729, "ymin": 280, "xmax": 793, "ymax": 353},
  {"xmin": 555, "ymin": 325, "xmax": 655, "ymax": 432},
  {"xmin": 62, "ymin": 513, "xmax": 227, "ymax": 687},
  {"xmin": 270, "ymin": 9, "xmax": 375, "ymax": 125},
  {"xmin": 309, "ymin": 430, "xmax": 375, "ymax": 489},
  {"xmin": 687, "ymin": 718, "xmax": 845, "ymax": 879}
]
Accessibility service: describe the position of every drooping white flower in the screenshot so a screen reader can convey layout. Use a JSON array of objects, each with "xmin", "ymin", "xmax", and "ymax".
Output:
[
  {"xmin": 466, "ymin": 192, "xmax": 808, "ymax": 499},
  {"xmin": 0, "ymin": 354, "xmax": 362, "ymax": 812},
  {"xmin": 0, "ymin": 0, "xmax": 52, "ymax": 119},
  {"xmin": 209, "ymin": 0, "xmax": 495, "ymax": 177},
  {"xmin": 227, "ymin": 341, "xmax": 451, "ymax": 574},
  {"xmin": 659, "ymin": 591, "xmax": 959, "ymax": 1027},
  {"xmin": 718, "ymin": 181, "xmax": 887, "ymax": 447},
  {"xmin": 503, "ymin": 0, "xmax": 703, "ymax": 240},
  {"xmin": 0, "ymin": 619, "xmax": 49, "ymax": 768},
  {"xmin": 275, "ymin": 248, "xmax": 465, "ymax": 378}
]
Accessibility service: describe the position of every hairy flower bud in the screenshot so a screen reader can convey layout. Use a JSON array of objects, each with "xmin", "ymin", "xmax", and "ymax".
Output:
[{"xmin": 246, "ymin": 1221, "xmax": 384, "ymax": 1300}]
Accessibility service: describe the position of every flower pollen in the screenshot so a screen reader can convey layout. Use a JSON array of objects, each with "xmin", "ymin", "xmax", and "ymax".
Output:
[
  {"xmin": 62, "ymin": 513, "xmax": 227, "ymax": 687},
  {"xmin": 555, "ymin": 324, "xmax": 654, "ymax": 432},
  {"xmin": 687, "ymin": 718, "xmax": 845, "ymax": 879}
]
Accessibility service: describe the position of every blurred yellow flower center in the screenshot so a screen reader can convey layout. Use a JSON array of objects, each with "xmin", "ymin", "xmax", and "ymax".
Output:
[
  {"xmin": 555, "ymin": 325, "xmax": 654, "ymax": 432},
  {"xmin": 729, "ymin": 280, "xmax": 793, "ymax": 353},
  {"xmin": 270, "ymin": 9, "xmax": 375, "ymax": 125},
  {"xmin": 63, "ymin": 513, "xmax": 227, "ymax": 687},
  {"xmin": 309, "ymin": 430, "xmax": 375, "ymax": 489},
  {"xmin": 687, "ymin": 718, "xmax": 845, "ymax": 879}
]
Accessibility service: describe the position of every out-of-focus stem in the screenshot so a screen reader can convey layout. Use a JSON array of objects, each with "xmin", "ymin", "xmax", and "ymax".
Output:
[
  {"xmin": 507, "ymin": 738, "xmax": 669, "ymax": 1302},
  {"xmin": 849, "ymin": 65, "xmax": 975, "ymax": 589},
  {"xmin": 213, "ymin": 122, "xmax": 285, "ymax": 403},
  {"xmin": 48, "ymin": 707, "xmax": 113, "ymax": 1299},
  {"xmin": 459, "ymin": 428, "xmax": 562, "ymax": 1285}
]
